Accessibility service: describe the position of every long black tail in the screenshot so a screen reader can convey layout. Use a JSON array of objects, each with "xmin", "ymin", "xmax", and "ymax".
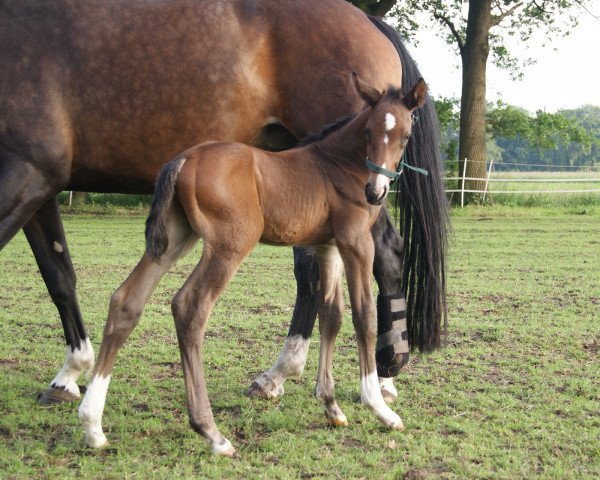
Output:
[
  {"xmin": 145, "ymin": 156, "xmax": 187, "ymax": 260},
  {"xmin": 368, "ymin": 16, "xmax": 450, "ymax": 352}
]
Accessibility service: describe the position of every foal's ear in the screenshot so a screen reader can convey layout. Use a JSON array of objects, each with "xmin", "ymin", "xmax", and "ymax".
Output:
[
  {"xmin": 351, "ymin": 70, "xmax": 384, "ymax": 106},
  {"xmin": 404, "ymin": 78, "xmax": 428, "ymax": 111}
]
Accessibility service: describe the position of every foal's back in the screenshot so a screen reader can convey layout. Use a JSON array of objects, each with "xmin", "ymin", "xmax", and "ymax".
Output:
[{"xmin": 175, "ymin": 142, "xmax": 339, "ymax": 248}]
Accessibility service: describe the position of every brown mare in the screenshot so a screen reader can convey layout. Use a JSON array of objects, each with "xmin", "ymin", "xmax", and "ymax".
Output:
[
  {"xmin": 79, "ymin": 73, "xmax": 428, "ymax": 456},
  {"xmin": 0, "ymin": 0, "xmax": 447, "ymax": 406}
]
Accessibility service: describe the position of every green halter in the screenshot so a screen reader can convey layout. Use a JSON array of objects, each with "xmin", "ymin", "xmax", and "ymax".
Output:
[{"xmin": 365, "ymin": 152, "xmax": 429, "ymax": 181}]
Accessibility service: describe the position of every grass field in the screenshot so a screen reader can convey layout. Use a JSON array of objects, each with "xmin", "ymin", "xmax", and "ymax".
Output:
[
  {"xmin": 446, "ymin": 170, "xmax": 600, "ymax": 208},
  {"xmin": 0, "ymin": 206, "xmax": 599, "ymax": 479}
]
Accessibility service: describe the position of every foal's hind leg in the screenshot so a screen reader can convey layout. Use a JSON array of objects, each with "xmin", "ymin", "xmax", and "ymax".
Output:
[
  {"xmin": 79, "ymin": 213, "xmax": 198, "ymax": 448},
  {"xmin": 314, "ymin": 246, "xmax": 347, "ymax": 427},
  {"xmin": 247, "ymin": 246, "xmax": 317, "ymax": 398},
  {"xmin": 172, "ymin": 242, "xmax": 254, "ymax": 457},
  {"xmin": 22, "ymin": 198, "xmax": 94, "ymax": 404}
]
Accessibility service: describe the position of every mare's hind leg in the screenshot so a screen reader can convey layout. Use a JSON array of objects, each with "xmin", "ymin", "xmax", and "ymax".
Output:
[
  {"xmin": 22, "ymin": 198, "xmax": 94, "ymax": 404},
  {"xmin": 79, "ymin": 211, "xmax": 198, "ymax": 448},
  {"xmin": 314, "ymin": 246, "xmax": 347, "ymax": 427},
  {"xmin": 249, "ymin": 206, "xmax": 406, "ymax": 402},
  {"xmin": 173, "ymin": 241, "xmax": 255, "ymax": 457},
  {"xmin": 247, "ymin": 246, "xmax": 318, "ymax": 398}
]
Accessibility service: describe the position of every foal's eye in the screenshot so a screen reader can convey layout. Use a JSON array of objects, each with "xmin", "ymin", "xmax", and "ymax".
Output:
[{"xmin": 364, "ymin": 128, "xmax": 371, "ymax": 140}]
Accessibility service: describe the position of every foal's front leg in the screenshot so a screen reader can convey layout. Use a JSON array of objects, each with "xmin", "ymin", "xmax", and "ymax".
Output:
[{"xmin": 338, "ymin": 235, "xmax": 404, "ymax": 430}]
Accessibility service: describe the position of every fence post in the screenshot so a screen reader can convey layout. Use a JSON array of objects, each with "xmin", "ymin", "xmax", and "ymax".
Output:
[
  {"xmin": 460, "ymin": 157, "xmax": 468, "ymax": 208},
  {"xmin": 482, "ymin": 158, "xmax": 494, "ymax": 203},
  {"xmin": 68, "ymin": 191, "xmax": 73, "ymax": 207}
]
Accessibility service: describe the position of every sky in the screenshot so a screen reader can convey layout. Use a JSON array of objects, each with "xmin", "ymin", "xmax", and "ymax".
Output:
[{"xmin": 403, "ymin": 1, "xmax": 600, "ymax": 113}]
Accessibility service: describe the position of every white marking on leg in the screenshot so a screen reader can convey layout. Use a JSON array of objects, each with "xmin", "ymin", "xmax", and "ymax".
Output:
[
  {"xmin": 53, "ymin": 241, "xmax": 64, "ymax": 253},
  {"xmin": 361, "ymin": 371, "xmax": 403, "ymax": 429},
  {"xmin": 385, "ymin": 112, "xmax": 396, "ymax": 131},
  {"xmin": 252, "ymin": 334, "xmax": 310, "ymax": 397},
  {"xmin": 379, "ymin": 376, "xmax": 398, "ymax": 403},
  {"xmin": 211, "ymin": 438, "xmax": 236, "ymax": 457},
  {"xmin": 79, "ymin": 374, "xmax": 111, "ymax": 448},
  {"xmin": 49, "ymin": 338, "xmax": 95, "ymax": 397}
]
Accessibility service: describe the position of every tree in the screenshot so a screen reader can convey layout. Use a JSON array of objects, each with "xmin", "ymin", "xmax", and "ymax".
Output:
[{"xmin": 387, "ymin": 0, "xmax": 591, "ymax": 202}]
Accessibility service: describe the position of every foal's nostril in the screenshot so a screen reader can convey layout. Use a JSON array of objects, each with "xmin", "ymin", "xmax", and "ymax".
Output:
[{"xmin": 365, "ymin": 184, "xmax": 388, "ymax": 206}]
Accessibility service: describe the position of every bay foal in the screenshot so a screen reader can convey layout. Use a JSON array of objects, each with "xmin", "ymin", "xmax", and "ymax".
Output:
[{"xmin": 79, "ymin": 73, "xmax": 428, "ymax": 456}]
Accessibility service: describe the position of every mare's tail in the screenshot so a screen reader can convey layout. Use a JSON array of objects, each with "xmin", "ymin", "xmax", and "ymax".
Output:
[
  {"xmin": 368, "ymin": 16, "xmax": 450, "ymax": 352},
  {"xmin": 145, "ymin": 156, "xmax": 187, "ymax": 260}
]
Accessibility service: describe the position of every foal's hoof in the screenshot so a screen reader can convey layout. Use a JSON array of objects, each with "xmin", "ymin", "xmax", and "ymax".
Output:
[
  {"xmin": 246, "ymin": 378, "xmax": 284, "ymax": 399},
  {"xmin": 211, "ymin": 439, "xmax": 237, "ymax": 457},
  {"xmin": 327, "ymin": 414, "xmax": 349, "ymax": 427},
  {"xmin": 85, "ymin": 432, "xmax": 109, "ymax": 449},
  {"xmin": 38, "ymin": 386, "xmax": 80, "ymax": 405}
]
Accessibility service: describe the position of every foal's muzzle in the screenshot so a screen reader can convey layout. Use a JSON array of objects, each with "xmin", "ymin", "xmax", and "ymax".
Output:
[{"xmin": 365, "ymin": 183, "xmax": 389, "ymax": 206}]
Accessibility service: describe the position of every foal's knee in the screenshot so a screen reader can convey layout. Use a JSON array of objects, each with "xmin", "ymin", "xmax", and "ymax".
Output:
[{"xmin": 107, "ymin": 289, "xmax": 144, "ymax": 333}]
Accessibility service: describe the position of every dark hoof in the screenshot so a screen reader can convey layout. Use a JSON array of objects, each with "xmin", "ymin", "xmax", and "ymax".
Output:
[
  {"xmin": 376, "ymin": 352, "xmax": 410, "ymax": 378},
  {"xmin": 246, "ymin": 381, "xmax": 271, "ymax": 399},
  {"xmin": 245, "ymin": 379, "xmax": 283, "ymax": 399},
  {"xmin": 38, "ymin": 386, "xmax": 80, "ymax": 405}
]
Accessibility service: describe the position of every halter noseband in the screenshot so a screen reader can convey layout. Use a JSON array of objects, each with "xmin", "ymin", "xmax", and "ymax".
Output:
[{"xmin": 365, "ymin": 154, "xmax": 429, "ymax": 181}]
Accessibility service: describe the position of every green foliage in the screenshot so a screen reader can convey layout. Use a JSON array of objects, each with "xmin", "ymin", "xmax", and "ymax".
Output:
[
  {"xmin": 434, "ymin": 97, "xmax": 460, "ymax": 164},
  {"xmin": 395, "ymin": 1, "xmax": 586, "ymax": 75},
  {"xmin": 493, "ymin": 105, "xmax": 600, "ymax": 170},
  {"xmin": 487, "ymin": 103, "xmax": 594, "ymax": 150}
]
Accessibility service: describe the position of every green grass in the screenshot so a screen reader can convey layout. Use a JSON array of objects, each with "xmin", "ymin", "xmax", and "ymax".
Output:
[{"xmin": 1, "ymin": 207, "xmax": 599, "ymax": 479}]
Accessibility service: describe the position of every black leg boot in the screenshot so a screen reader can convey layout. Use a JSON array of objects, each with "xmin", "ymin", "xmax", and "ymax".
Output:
[{"xmin": 376, "ymin": 292, "xmax": 409, "ymax": 377}]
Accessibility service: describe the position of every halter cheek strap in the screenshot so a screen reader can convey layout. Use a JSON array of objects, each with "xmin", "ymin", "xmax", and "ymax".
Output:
[{"xmin": 365, "ymin": 157, "xmax": 429, "ymax": 180}]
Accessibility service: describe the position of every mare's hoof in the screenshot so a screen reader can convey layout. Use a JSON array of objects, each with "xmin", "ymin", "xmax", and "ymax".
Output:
[
  {"xmin": 379, "ymin": 377, "xmax": 398, "ymax": 404},
  {"xmin": 246, "ymin": 379, "xmax": 284, "ymax": 399},
  {"xmin": 38, "ymin": 386, "xmax": 80, "ymax": 405}
]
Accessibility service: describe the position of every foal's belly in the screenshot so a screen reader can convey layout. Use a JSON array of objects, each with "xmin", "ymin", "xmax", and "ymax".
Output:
[{"xmin": 259, "ymin": 218, "xmax": 333, "ymax": 247}]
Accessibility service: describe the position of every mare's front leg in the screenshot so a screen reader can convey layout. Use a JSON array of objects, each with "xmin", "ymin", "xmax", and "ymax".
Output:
[
  {"xmin": 172, "ymin": 243, "xmax": 252, "ymax": 457},
  {"xmin": 371, "ymin": 206, "xmax": 409, "ymax": 402},
  {"xmin": 338, "ymin": 233, "xmax": 403, "ymax": 430},
  {"xmin": 79, "ymin": 217, "xmax": 198, "ymax": 448},
  {"xmin": 247, "ymin": 246, "xmax": 318, "ymax": 398},
  {"xmin": 22, "ymin": 198, "xmax": 94, "ymax": 404}
]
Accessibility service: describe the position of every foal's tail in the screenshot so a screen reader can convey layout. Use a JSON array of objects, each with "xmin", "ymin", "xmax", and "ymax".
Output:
[
  {"xmin": 145, "ymin": 156, "xmax": 187, "ymax": 260},
  {"xmin": 368, "ymin": 16, "xmax": 450, "ymax": 352}
]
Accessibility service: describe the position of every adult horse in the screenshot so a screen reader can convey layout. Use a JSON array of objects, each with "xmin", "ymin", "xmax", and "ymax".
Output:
[{"xmin": 0, "ymin": 0, "xmax": 448, "ymax": 403}]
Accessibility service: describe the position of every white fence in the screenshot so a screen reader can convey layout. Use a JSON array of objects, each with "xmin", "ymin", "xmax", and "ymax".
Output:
[{"xmin": 445, "ymin": 158, "xmax": 600, "ymax": 207}]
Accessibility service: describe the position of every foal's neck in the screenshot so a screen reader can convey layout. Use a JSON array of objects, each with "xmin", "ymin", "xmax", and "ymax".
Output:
[{"xmin": 312, "ymin": 108, "xmax": 370, "ymax": 171}]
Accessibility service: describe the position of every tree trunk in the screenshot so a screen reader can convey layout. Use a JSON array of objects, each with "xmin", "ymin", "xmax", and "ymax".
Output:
[{"xmin": 459, "ymin": 0, "xmax": 492, "ymax": 203}]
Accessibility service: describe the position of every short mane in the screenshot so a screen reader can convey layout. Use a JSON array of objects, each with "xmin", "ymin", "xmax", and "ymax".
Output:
[
  {"xmin": 297, "ymin": 86, "xmax": 403, "ymax": 148},
  {"xmin": 297, "ymin": 115, "xmax": 354, "ymax": 147}
]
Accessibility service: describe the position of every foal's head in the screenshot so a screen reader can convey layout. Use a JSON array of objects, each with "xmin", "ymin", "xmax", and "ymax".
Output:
[{"xmin": 351, "ymin": 71, "xmax": 428, "ymax": 206}]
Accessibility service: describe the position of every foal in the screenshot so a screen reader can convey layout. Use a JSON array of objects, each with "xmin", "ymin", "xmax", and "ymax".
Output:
[{"xmin": 79, "ymin": 72, "xmax": 428, "ymax": 456}]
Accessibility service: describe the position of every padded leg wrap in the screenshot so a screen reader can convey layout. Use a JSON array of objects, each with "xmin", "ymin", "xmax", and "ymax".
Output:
[{"xmin": 376, "ymin": 292, "xmax": 409, "ymax": 377}]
